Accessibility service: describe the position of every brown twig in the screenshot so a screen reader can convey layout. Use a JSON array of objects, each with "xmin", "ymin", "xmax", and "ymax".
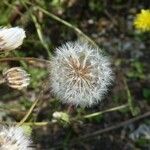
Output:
[
  {"xmin": 75, "ymin": 111, "xmax": 150, "ymax": 141},
  {"xmin": 0, "ymin": 108, "xmax": 26, "ymax": 115},
  {"xmin": 0, "ymin": 57, "xmax": 50, "ymax": 65}
]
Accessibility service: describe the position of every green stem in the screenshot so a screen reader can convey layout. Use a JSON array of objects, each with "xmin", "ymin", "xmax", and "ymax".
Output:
[
  {"xmin": 17, "ymin": 98, "xmax": 39, "ymax": 126},
  {"xmin": 0, "ymin": 104, "xmax": 129, "ymax": 126},
  {"xmin": 0, "ymin": 121, "xmax": 51, "ymax": 126},
  {"xmin": 31, "ymin": 14, "xmax": 52, "ymax": 58},
  {"xmin": 123, "ymin": 78, "xmax": 137, "ymax": 116},
  {"xmin": 17, "ymin": 80, "xmax": 48, "ymax": 126},
  {"xmin": 19, "ymin": 0, "xmax": 52, "ymax": 58},
  {"xmin": 26, "ymin": 1, "xmax": 98, "ymax": 48},
  {"xmin": 83, "ymin": 104, "xmax": 128, "ymax": 118}
]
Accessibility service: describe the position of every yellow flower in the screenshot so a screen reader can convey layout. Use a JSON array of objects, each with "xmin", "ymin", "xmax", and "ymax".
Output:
[{"xmin": 134, "ymin": 9, "xmax": 150, "ymax": 32}]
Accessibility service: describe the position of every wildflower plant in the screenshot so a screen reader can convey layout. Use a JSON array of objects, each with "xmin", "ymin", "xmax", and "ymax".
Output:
[
  {"xmin": 50, "ymin": 41, "xmax": 113, "ymax": 107},
  {"xmin": 134, "ymin": 9, "xmax": 150, "ymax": 32},
  {"xmin": 1, "ymin": 1, "xmax": 150, "ymax": 149}
]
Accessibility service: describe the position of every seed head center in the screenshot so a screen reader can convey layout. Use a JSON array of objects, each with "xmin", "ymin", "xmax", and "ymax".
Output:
[{"xmin": 69, "ymin": 58, "xmax": 92, "ymax": 81}]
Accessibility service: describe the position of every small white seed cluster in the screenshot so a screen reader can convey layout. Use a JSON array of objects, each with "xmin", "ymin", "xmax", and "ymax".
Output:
[
  {"xmin": 50, "ymin": 41, "xmax": 114, "ymax": 107},
  {"xmin": 0, "ymin": 126, "xmax": 32, "ymax": 150}
]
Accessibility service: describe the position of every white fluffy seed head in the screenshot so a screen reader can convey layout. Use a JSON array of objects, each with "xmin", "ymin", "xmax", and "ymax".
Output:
[
  {"xmin": 0, "ymin": 27, "xmax": 26, "ymax": 51},
  {"xmin": 50, "ymin": 41, "xmax": 114, "ymax": 107},
  {"xmin": 0, "ymin": 126, "xmax": 33, "ymax": 150}
]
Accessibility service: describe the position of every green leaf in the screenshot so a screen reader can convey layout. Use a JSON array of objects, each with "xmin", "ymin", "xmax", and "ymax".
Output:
[{"xmin": 143, "ymin": 88, "xmax": 150, "ymax": 100}]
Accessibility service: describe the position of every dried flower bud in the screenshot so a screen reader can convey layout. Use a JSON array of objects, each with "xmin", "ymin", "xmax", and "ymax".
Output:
[
  {"xmin": 3, "ymin": 67, "xmax": 30, "ymax": 90},
  {"xmin": 0, "ymin": 126, "xmax": 33, "ymax": 150},
  {"xmin": 0, "ymin": 27, "xmax": 26, "ymax": 51}
]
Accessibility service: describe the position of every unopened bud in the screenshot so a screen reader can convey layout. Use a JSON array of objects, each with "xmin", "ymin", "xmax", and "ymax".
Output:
[
  {"xmin": 52, "ymin": 111, "xmax": 70, "ymax": 123},
  {"xmin": 52, "ymin": 111, "xmax": 62, "ymax": 119},
  {"xmin": 3, "ymin": 67, "xmax": 30, "ymax": 90},
  {"xmin": 0, "ymin": 27, "xmax": 26, "ymax": 51}
]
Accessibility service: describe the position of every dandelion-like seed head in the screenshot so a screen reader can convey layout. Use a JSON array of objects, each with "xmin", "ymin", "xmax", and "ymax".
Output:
[
  {"xmin": 0, "ymin": 27, "xmax": 26, "ymax": 51},
  {"xmin": 0, "ymin": 126, "xmax": 32, "ymax": 150},
  {"xmin": 134, "ymin": 9, "xmax": 150, "ymax": 32},
  {"xmin": 50, "ymin": 41, "xmax": 113, "ymax": 107},
  {"xmin": 3, "ymin": 67, "xmax": 30, "ymax": 90}
]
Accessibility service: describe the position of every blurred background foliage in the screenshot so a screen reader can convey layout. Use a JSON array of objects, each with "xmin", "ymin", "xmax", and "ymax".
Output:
[{"xmin": 0, "ymin": 0, "xmax": 150, "ymax": 149}]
